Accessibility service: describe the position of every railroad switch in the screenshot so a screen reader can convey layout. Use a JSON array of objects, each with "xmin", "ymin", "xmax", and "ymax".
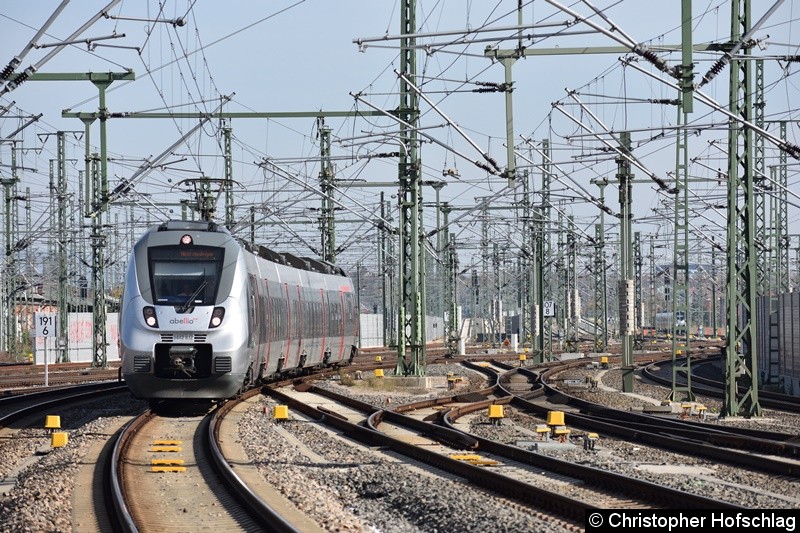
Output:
[
  {"xmin": 45, "ymin": 415, "xmax": 68, "ymax": 448},
  {"xmin": 273, "ymin": 405, "xmax": 290, "ymax": 422},
  {"xmin": 446, "ymin": 372, "xmax": 464, "ymax": 390},
  {"xmin": 677, "ymin": 402, "xmax": 708, "ymax": 419},
  {"xmin": 695, "ymin": 404, "xmax": 707, "ymax": 420},
  {"xmin": 518, "ymin": 353, "xmax": 527, "ymax": 367},
  {"xmin": 374, "ymin": 368, "xmax": 384, "ymax": 378},
  {"xmin": 487, "ymin": 404, "xmax": 504, "ymax": 425},
  {"xmin": 583, "ymin": 433, "xmax": 599, "ymax": 451},
  {"xmin": 535, "ymin": 424, "xmax": 550, "ymax": 440},
  {"xmin": 51, "ymin": 432, "xmax": 68, "ymax": 448},
  {"xmin": 44, "ymin": 415, "xmax": 61, "ymax": 430},
  {"xmin": 553, "ymin": 426, "xmax": 571, "ymax": 443},
  {"xmin": 546, "ymin": 410, "xmax": 565, "ymax": 426}
]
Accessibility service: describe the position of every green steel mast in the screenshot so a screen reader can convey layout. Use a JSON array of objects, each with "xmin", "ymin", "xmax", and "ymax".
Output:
[
  {"xmin": 723, "ymin": 0, "xmax": 761, "ymax": 417},
  {"xmin": 669, "ymin": 0, "xmax": 695, "ymax": 402},
  {"xmin": 395, "ymin": 0, "xmax": 426, "ymax": 376},
  {"xmin": 617, "ymin": 131, "xmax": 635, "ymax": 393}
]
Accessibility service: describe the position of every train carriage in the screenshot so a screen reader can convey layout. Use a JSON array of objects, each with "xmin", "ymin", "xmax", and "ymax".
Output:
[
  {"xmin": 119, "ymin": 220, "xmax": 359, "ymax": 401},
  {"xmin": 654, "ymin": 310, "xmax": 687, "ymax": 335}
]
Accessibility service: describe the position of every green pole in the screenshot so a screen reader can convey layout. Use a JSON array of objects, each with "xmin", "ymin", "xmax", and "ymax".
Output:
[{"xmin": 617, "ymin": 131, "xmax": 635, "ymax": 393}]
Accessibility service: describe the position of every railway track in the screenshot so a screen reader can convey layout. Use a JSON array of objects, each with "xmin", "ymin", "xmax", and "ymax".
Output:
[
  {"xmin": 645, "ymin": 356, "xmax": 800, "ymax": 414},
  {"xmin": 266, "ymin": 366, "xmax": 740, "ymax": 528},
  {"xmin": 2, "ymin": 343, "xmax": 796, "ymax": 530},
  {"xmin": 510, "ymin": 360, "xmax": 800, "ymax": 478},
  {"xmin": 109, "ymin": 390, "xmax": 302, "ymax": 532}
]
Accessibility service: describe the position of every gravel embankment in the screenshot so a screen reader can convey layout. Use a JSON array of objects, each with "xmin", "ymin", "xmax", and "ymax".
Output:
[
  {"xmin": 1, "ymin": 360, "xmax": 797, "ymax": 532},
  {"xmin": 0, "ymin": 395, "xmax": 145, "ymax": 531}
]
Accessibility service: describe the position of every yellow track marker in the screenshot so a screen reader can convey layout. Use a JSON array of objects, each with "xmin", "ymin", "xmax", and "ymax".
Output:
[
  {"xmin": 150, "ymin": 446, "xmax": 182, "ymax": 452},
  {"xmin": 151, "ymin": 466, "xmax": 187, "ymax": 473},
  {"xmin": 151, "ymin": 459, "xmax": 185, "ymax": 466},
  {"xmin": 450, "ymin": 454, "xmax": 482, "ymax": 461}
]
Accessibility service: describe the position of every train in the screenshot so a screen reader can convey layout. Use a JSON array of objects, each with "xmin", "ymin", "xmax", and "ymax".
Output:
[
  {"xmin": 654, "ymin": 310, "xmax": 687, "ymax": 335},
  {"xmin": 119, "ymin": 220, "xmax": 359, "ymax": 403}
]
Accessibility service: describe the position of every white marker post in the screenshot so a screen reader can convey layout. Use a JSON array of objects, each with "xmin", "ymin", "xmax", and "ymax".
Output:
[{"xmin": 35, "ymin": 313, "xmax": 58, "ymax": 387}]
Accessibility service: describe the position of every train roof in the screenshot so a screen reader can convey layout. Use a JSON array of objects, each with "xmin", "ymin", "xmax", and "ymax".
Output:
[
  {"xmin": 156, "ymin": 220, "xmax": 229, "ymax": 234},
  {"xmin": 150, "ymin": 220, "xmax": 347, "ymax": 278},
  {"xmin": 246, "ymin": 242, "xmax": 347, "ymax": 277}
]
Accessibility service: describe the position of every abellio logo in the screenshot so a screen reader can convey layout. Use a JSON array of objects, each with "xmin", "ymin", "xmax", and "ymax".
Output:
[{"xmin": 169, "ymin": 317, "xmax": 198, "ymax": 325}]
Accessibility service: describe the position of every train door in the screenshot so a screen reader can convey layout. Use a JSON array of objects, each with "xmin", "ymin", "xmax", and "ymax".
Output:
[
  {"xmin": 344, "ymin": 291, "xmax": 358, "ymax": 348},
  {"xmin": 284, "ymin": 283, "xmax": 292, "ymax": 368},
  {"xmin": 285, "ymin": 283, "xmax": 301, "ymax": 369},
  {"xmin": 295, "ymin": 285, "xmax": 308, "ymax": 366},
  {"xmin": 245, "ymin": 274, "xmax": 261, "ymax": 387},
  {"xmin": 320, "ymin": 288, "xmax": 328, "ymax": 363},
  {"xmin": 261, "ymin": 278, "xmax": 272, "ymax": 377},
  {"xmin": 337, "ymin": 291, "xmax": 345, "ymax": 361}
]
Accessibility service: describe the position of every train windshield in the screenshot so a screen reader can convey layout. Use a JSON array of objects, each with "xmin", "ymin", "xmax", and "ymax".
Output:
[{"xmin": 148, "ymin": 246, "xmax": 224, "ymax": 305}]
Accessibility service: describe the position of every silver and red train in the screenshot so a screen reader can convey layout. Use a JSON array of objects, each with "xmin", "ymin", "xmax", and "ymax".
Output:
[{"xmin": 119, "ymin": 220, "xmax": 359, "ymax": 402}]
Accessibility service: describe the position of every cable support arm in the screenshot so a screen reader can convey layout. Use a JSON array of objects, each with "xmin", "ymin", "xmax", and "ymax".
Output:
[
  {"xmin": 0, "ymin": 0, "xmax": 70, "ymax": 81},
  {"xmin": 622, "ymin": 57, "xmax": 800, "ymax": 160},
  {"xmin": 0, "ymin": 0, "xmax": 123, "ymax": 96},
  {"xmin": 693, "ymin": 144, "xmax": 800, "ymax": 209},
  {"xmin": 544, "ymin": 0, "xmax": 675, "ymax": 77},
  {"xmin": 394, "ymin": 69, "xmax": 502, "ymax": 174},
  {"xmin": 425, "ymin": 186, "xmax": 511, "ymax": 239},
  {"xmin": 349, "ymin": 91, "xmax": 501, "ymax": 176},
  {"xmin": 4, "ymin": 114, "xmax": 43, "ymax": 139},
  {"xmin": 253, "ymin": 158, "xmax": 397, "ymax": 236},
  {"xmin": 698, "ymin": 0, "xmax": 785, "ymax": 87},
  {"xmin": 33, "ymin": 32, "xmax": 126, "ymax": 50},
  {"xmin": 515, "ymin": 139, "xmax": 617, "ymax": 218},
  {"xmin": 551, "ymin": 96, "xmax": 676, "ymax": 193},
  {"xmin": 90, "ymin": 94, "xmax": 233, "ymax": 217}
]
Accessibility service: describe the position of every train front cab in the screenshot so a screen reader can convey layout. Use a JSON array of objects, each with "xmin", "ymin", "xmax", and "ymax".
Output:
[{"xmin": 120, "ymin": 223, "xmax": 251, "ymax": 400}]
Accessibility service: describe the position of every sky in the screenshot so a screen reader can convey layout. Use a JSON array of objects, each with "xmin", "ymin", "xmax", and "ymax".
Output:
[{"xmin": 1, "ymin": 1, "xmax": 799, "ymax": 295}]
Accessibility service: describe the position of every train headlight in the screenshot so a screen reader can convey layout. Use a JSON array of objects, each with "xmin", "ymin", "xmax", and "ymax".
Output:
[
  {"xmin": 209, "ymin": 307, "xmax": 225, "ymax": 328},
  {"xmin": 142, "ymin": 306, "xmax": 159, "ymax": 328}
]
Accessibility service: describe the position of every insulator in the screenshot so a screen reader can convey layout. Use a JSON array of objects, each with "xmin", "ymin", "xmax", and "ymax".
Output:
[
  {"xmin": 708, "ymin": 58, "xmax": 726, "ymax": 77},
  {"xmin": 783, "ymin": 142, "xmax": 800, "ymax": 160},
  {"xmin": 648, "ymin": 98, "xmax": 679, "ymax": 105},
  {"xmin": 10, "ymin": 71, "xmax": 29, "ymax": 88},
  {"xmin": 635, "ymin": 46, "xmax": 670, "ymax": 73},
  {"xmin": 0, "ymin": 63, "xmax": 15, "ymax": 80}
]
